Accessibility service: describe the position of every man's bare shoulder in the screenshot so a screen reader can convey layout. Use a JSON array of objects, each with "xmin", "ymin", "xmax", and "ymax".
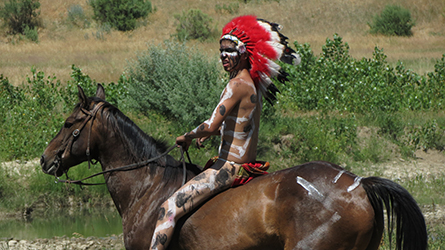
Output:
[{"xmin": 228, "ymin": 77, "xmax": 256, "ymax": 93}]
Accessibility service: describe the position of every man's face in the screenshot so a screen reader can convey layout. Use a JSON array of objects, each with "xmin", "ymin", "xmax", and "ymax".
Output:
[{"xmin": 220, "ymin": 39, "xmax": 240, "ymax": 72}]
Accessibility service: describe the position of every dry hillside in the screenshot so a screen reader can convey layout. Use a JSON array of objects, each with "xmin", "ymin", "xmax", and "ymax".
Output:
[{"xmin": 0, "ymin": 0, "xmax": 444, "ymax": 85}]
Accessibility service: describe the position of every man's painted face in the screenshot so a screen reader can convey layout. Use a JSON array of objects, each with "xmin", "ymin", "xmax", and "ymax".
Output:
[{"xmin": 220, "ymin": 39, "xmax": 240, "ymax": 72}]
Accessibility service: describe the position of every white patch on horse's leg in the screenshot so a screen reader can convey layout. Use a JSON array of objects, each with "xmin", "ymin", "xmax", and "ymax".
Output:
[
  {"xmin": 296, "ymin": 176, "xmax": 324, "ymax": 202},
  {"xmin": 296, "ymin": 212, "xmax": 342, "ymax": 249},
  {"xmin": 333, "ymin": 170, "xmax": 345, "ymax": 184},
  {"xmin": 347, "ymin": 177, "xmax": 362, "ymax": 192}
]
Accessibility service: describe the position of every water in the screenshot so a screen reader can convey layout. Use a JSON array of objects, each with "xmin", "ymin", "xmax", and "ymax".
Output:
[{"xmin": 0, "ymin": 207, "xmax": 123, "ymax": 240}]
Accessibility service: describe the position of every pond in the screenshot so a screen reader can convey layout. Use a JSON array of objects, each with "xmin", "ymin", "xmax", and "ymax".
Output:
[{"xmin": 0, "ymin": 207, "xmax": 122, "ymax": 240}]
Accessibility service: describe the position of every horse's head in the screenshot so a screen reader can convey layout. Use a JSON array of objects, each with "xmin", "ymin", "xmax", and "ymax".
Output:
[{"xmin": 41, "ymin": 84, "xmax": 107, "ymax": 177}]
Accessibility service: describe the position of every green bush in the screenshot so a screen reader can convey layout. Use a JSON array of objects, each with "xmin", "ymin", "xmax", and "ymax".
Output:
[
  {"xmin": 23, "ymin": 24, "xmax": 38, "ymax": 42},
  {"xmin": 89, "ymin": 0, "xmax": 152, "ymax": 31},
  {"xmin": 407, "ymin": 119, "xmax": 445, "ymax": 152},
  {"xmin": 369, "ymin": 5, "xmax": 415, "ymax": 36},
  {"xmin": 258, "ymin": 113, "xmax": 358, "ymax": 166},
  {"xmin": 277, "ymin": 34, "xmax": 445, "ymax": 113},
  {"xmin": 174, "ymin": 9, "xmax": 214, "ymax": 41},
  {"xmin": 67, "ymin": 4, "xmax": 90, "ymax": 28},
  {"xmin": 0, "ymin": 66, "xmax": 128, "ymax": 161},
  {"xmin": 0, "ymin": 0, "xmax": 41, "ymax": 39},
  {"xmin": 126, "ymin": 41, "xmax": 224, "ymax": 130}
]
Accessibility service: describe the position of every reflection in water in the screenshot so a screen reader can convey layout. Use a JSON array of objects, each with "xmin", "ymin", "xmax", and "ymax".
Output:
[{"xmin": 0, "ymin": 207, "xmax": 122, "ymax": 240}]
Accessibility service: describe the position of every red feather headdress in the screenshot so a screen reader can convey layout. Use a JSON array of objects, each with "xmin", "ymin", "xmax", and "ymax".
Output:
[{"xmin": 221, "ymin": 15, "xmax": 300, "ymax": 104}]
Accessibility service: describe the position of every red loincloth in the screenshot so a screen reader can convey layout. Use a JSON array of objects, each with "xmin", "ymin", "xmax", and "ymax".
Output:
[{"xmin": 232, "ymin": 161, "xmax": 269, "ymax": 187}]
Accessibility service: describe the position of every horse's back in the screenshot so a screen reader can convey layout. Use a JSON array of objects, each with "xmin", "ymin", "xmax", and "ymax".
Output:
[{"xmin": 173, "ymin": 161, "xmax": 376, "ymax": 250}]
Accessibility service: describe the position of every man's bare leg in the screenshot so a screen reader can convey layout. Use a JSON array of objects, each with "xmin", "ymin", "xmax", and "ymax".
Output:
[{"xmin": 150, "ymin": 161, "xmax": 240, "ymax": 250}]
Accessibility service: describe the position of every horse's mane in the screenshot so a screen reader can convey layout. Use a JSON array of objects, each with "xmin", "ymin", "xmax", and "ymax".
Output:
[{"xmin": 83, "ymin": 98, "xmax": 201, "ymax": 179}]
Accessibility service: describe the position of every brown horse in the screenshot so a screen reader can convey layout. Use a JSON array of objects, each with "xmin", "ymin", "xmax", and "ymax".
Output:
[{"xmin": 41, "ymin": 84, "xmax": 427, "ymax": 250}]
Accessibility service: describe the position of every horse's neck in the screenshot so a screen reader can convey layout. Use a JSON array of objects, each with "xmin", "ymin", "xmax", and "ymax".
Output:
[
  {"xmin": 94, "ymin": 113, "xmax": 181, "ymax": 217},
  {"xmin": 93, "ymin": 109, "xmax": 186, "ymax": 217},
  {"xmin": 98, "ymin": 147, "xmax": 176, "ymax": 216}
]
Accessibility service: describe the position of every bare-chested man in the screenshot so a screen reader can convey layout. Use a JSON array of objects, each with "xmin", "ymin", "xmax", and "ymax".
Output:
[{"xmin": 150, "ymin": 15, "xmax": 300, "ymax": 250}]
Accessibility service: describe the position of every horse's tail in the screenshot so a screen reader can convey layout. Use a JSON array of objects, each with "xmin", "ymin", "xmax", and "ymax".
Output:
[{"xmin": 361, "ymin": 176, "xmax": 428, "ymax": 250}]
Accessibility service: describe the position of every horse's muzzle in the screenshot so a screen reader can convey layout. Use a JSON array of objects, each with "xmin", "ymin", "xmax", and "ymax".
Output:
[{"xmin": 41, "ymin": 154, "xmax": 62, "ymax": 176}]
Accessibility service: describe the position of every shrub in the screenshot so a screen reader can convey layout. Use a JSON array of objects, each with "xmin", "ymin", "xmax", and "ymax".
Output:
[
  {"xmin": 126, "ymin": 41, "xmax": 224, "ymax": 130},
  {"xmin": 89, "ymin": 0, "xmax": 152, "ymax": 31},
  {"xmin": 0, "ymin": 0, "xmax": 41, "ymax": 38},
  {"xmin": 258, "ymin": 113, "xmax": 358, "ymax": 166},
  {"xmin": 277, "ymin": 34, "xmax": 445, "ymax": 113},
  {"xmin": 215, "ymin": 3, "xmax": 239, "ymax": 14},
  {"xmin": 23, "ymin": 24, "xmax": 38, "ymax": 42},
  {"xmin": 67, "ymin": 4, "xmax": 90, "ymax": 28},
  {"xmin": 369, "ymin": 5, "xmax": 415, "ymax": 36},
  {"xmin": 174, "ymin": 9, "xmax": 214, "ymax": 41}
]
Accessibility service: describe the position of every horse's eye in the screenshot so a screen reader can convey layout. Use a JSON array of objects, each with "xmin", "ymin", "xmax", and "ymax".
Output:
[{"xmin": 64, "ymin": 121, "xmax": 73, "ymax": 128}]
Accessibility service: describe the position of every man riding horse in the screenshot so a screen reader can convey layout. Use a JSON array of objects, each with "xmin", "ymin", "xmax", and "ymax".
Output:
[{"xmin": 150, "ymin": 15, "xmax": 300, "ymax": 250}]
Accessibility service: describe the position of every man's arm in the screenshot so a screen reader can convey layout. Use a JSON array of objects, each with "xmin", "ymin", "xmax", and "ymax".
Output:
[{"xmin": 176, "ymin": 80, "xmax": 247, "ymax": 148}]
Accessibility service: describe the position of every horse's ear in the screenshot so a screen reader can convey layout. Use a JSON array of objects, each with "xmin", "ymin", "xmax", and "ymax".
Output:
[
  {"xmin": 96, "ymin": 84, "xmax": 106, "ymax": 100},
  {"xmin": 78, "ymin": 85, "xmax": 88, "ymax": 106}
]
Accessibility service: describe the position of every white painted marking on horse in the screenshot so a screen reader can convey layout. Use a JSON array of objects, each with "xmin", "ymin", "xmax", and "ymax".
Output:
[
  {"xmin": 296, "ymin": 212, "xmax": 342, "ymax": 249},
  {"xmin": 296, "ymin": 176, "xmax": 324, "ymax": 202},
  {"xmin": 333, "ymin": 170, "xmax": 345, "ymax": 184},
  {"xmin": 347, "ymin": 176, "xmax": 362, "ymax": 192}
]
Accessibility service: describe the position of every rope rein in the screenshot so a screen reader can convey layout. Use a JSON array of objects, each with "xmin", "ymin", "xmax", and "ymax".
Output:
[{"xmin": 55, "ymin": 144, "xmax": 187, "ymax": 186}]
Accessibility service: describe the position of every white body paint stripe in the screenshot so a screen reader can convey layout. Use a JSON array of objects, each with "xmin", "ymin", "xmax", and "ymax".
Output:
[
  {"xmin": 152, "ymin": 198, "xmax": 177, "ymax": 235},
  {"xmin": 227, "ymin": 115, "xmax": 248, "ymax": 124},
  {"xmin": 224, "ymin": 130, "xmax": 249, "ymax": 140},
  {"xmin": 204, "ymin": 86, "xmax": 233, "ymax": 128},
  {"xmin": 296, "ymin": 176, "xmax": 324, "ymax": 202},
  {"xmin": 347, "ymin": 177, "xmax": 362, "ymax": 192},
  {"xmin": 333, "ymin": 170, "xmax": 345, "ymax": 184}
]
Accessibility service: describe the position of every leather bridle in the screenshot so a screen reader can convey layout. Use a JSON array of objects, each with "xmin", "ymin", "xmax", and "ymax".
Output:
[
  {"xmin": 54, "ymin": 101, "xmax": 190, "ymax": 186},
  {"xmin": 57, "ymin": 102, "xmax": 106, "ymax": 172}
]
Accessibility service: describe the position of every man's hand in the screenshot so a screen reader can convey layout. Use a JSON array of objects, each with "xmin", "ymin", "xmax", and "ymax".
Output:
[
  {"xmin": 176, "ymin": 135, "xmax": 193, "ymax": 151},
  {"xmin": 196, "ymin": 136, "xmax": 210, "ymax": 149}
]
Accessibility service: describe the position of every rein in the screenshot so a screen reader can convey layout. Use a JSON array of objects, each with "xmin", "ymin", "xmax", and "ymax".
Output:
[
  {"xmin": 55, "ymin": 144, "xmax": 179, "ymax": 186},
  {"xmin": 54, "ymin": 101, "xmax": 191, "ymax": 186}
]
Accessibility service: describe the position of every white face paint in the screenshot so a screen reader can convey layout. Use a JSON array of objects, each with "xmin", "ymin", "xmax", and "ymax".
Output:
[{"xmin": 220, "ymin": 51, "xmax": 238, "ymax": 57}]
